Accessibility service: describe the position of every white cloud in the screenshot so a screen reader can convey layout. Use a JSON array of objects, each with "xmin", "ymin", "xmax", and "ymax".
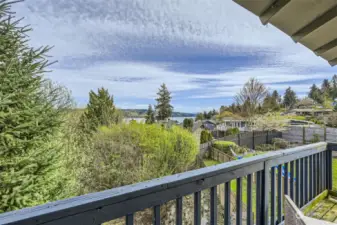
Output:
[{"xmin": 12, "ymin": 0, "xmax": 335, "ymax": 111}]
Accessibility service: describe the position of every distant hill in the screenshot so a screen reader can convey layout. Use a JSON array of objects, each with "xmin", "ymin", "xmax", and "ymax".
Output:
[{"xmin": 122, "ymin": 109, "xmax": 196, "ymax": 118}]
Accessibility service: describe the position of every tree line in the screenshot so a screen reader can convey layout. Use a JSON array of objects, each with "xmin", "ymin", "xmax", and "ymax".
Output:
[{"xmin": 215, "ymin": 75, "xmax": 337, "ymax": 119}]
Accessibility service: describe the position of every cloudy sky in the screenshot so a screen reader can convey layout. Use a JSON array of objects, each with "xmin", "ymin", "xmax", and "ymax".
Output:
[{"xmin": 14, "ymin": 0, "xmax": 336, "ymax": 112}]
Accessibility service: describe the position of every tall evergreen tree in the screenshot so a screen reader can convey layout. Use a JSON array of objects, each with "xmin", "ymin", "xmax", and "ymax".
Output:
[
  {"xmin": 331, "ymin": 75, "xmax": 337, "ymax": 100},
  {"xmin": 283, "ymin": 87, "xmax": 298, "ymax": 109},
  {"xmin": 145, "ymin": 104, "xmax": 155, "ymax": 124},
  {"xmin": 321, "ymin": 79, "xmax": 331, "ymax": 96},
  {"xmin": 155, "ymin": 83, "xmax": 173, "ymax": 121},
  {"xmin": 0, "ymin": 1, "xmax": 72, "ymax": 212},
  {"xmin": 308, "ymin": 84, "xmax": 323, "ymax": 104},
  {"xmin": 80, "ymin": 87, "xmax": 117, "ymax": 132}
]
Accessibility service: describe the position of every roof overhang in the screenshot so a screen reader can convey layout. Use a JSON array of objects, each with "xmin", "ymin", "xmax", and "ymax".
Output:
[{"xmin": 233, "ymin": 0, "xmax": 337, "ymax": 66}]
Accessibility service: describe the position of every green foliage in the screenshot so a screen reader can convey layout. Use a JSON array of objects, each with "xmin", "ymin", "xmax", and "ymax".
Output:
[
  {"xmin": 272, "ymin": 138, "xmax": 289, "ymax": 149},
  {"xmin": 155, "ymin": 83, "xmax": 173, "ymax": 121},
  {"xmin": 145, "ymin": 104, "xmax": 155, "ymax": 124},
  {"xmin": 225, "ymin": 127, "xmax": 240, "ymax": 136},
  {"xmin": 255, "ymin": 144, "xmax": 275, "ymax": 151},
  {"xmin": 262, "ymin": 92, "xmax": 280, "ymax": 113},
  {"xmin": 195, "ymin": 113, "xmax": 204, "ymax": 121},
  {"xmin": 200, "ymin": 130, "xmax": 213, "ymax": 144},
  {"xmin": 212, "ymin": 141, "xmax": 236, "ymax": 154},
  {"xmin": 310, "ymin": 134, "xmax": 320, "ymax": 143},
  {"xmin": 327, "ymin": 113, "xmax": 337, "ymax": 128},
  {"xmin": 0, "ymin": 1, "xmax": 72, "ymax": 212},
  {"xmin": 308, "ymin": 116, "xmax": 324, "ymax": 125},
  {"xmin": 232, "ymin": 145, "xmax": 248, "ymax": 154},
  {"xmin": 70, "ymin": 123, "xmax": 198, "ymax": 194},
  {"xmin": 287, "ymin": 115, "xmax": 307, "ymax": 121},
  {"xmin": 309, "ymin": 84, "xmax": 324, "ymax": 105},
  {"xmin": 283, "ymin": 87, "xmax": 298, "ymax": 109},
  {"xmin": 183, "ymin": 118, "xmax": 194, "ymax": 131},
  {"xmin": 79, "ymin": 88, "xmax": 120, "ymax": 133}
]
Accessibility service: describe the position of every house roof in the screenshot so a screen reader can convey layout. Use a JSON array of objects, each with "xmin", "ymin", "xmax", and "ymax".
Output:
[
  {"xmin": 233, "ymin": 0, "xmax": 337, "ymax": 66},
  {"xmin": 202, "ymin": 120, "xmax": 217, "ymax": 125},
  {"xmin": 291, "ymin": 108, "xmax": 333, "ymax": 113}
]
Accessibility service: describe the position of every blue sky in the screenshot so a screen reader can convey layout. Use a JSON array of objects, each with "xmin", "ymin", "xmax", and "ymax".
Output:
[{"xmin": 14, "ymin": 0, "xmax": 336, "ymax": 113}]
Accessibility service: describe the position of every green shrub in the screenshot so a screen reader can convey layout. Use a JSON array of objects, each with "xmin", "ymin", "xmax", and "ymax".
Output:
[
  {"xmin": 200, "ymin": 130, "xmax": 213, "ymax": 144},
  {"xmin": 213, "ymin": 141, "xmax": 237, "ymax": 154},
  {"xmin": 255, "ymin": 144, "xmax": 275, "ymax": 151},
  {"xmin": 225, "ymin": 127, "xmax": 240, "ymax": 136},
  {"xmin": 272, "ymin": 138, "xmax": 289, "ymax": 149},
  {"xmin": 183, "ymin": 118, "xmax": 194, "ymax": 131},
  {"xmin": 70, "ymin": 123, "xmax": 198, "ymax": 194},
  {"xmin": 310, "ymin": 134, "xmax": 320, "ymax": 143},
  {"xmin": 232, "ymin": 145, "xmax": 248, "ymax": 154}
]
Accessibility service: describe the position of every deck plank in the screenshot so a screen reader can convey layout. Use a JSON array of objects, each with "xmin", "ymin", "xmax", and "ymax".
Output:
[
  {"xmin": 322, "ymin": 203, "xmax": 337, "ymax": 222},
  {"xmin": 311, "ymin": 200, "xmax": 335, "ymax": 219}
]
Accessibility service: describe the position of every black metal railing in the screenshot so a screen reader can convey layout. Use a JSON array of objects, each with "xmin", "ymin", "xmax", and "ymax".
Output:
[{"xmin": 0, "ymin": 142, "xmax": 334, "ymax": 225}]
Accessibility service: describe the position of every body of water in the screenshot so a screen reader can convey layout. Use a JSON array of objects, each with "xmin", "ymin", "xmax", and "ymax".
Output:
[{"xmin": 124, "ymin": 117, "xmax": 195, "ymax": 124}]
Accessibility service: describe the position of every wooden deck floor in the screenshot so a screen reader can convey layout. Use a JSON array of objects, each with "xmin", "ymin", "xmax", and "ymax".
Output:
[{"xmin": 306, "ymin": 196, "xmax": 337, "ymax": 223}]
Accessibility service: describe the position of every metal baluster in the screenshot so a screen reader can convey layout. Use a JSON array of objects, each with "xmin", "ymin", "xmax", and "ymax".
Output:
[
  {"xmin": 247, "ymin": 174, "xmax": 253, "ymax": 225},
  {"xmin": 271, "ymin": 167, "xmax": 276, "ymax": 225},
  {"xmin": 304, "ymin": 157, "xmax": 308, "ymax": 204},
  {"xmin": 126, "ymin": 214, "xmax": 134, "ymax": 225},
  {"xmin": 277, "ymin": 165, "xmax": 282, "ymax": 223},
  {"xmin": 176, "ymin": 197, "xmax": 182, "ymax": 225},
  {"xmin": 236, "ymin": 178, "xmax": 242, "ymax": 225},
  {"xmin": 290, "ymin": 161, "xmax": 295, "ymax": 200},
  {"xmin": 154, "ymin": 205, "xmax": 160, "ymax": 225},
  {"xmin": 296, "ymin": 159, "xmax": 300, "ymax": 206},
  {"xmin": 313, "ymin": 154, "xmax": 317, "ymax": 197},
  {"xmin": 316, "ymin": 154, "xmax": 320, "ymax": 196},
  {"xmin": 194, "ymin": 192, "xmax": 201, "ymax": 225},
  {"xmin": 284, "ymin": 163, "xmax": 289, "ymax": 195},
  {"xmin": 309, "ymin": 155, "xmax": 313, "ymax": 201},
  {"xmin": 210, "ymin": 186, "xmax": 217, "ymax": 225},
  {"xmin": 300, "ymin": 158, "xmax": 304, "ymax": 207},
  {"xmin": 256, "ymin": 171, "xmax": 262, "ymax": 225},
  {"xmin": 225, "ymin": 181, "xmax": 231, "ymax": 225}
]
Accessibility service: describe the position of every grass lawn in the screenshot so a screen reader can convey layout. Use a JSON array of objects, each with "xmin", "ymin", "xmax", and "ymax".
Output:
[
  {"xmin": 203, "ymin": 159, "xmax": 220, "ymax": 167},
  {"xmin": 333, "ymin": 158, "xmax": 337, "ymax": 191}
]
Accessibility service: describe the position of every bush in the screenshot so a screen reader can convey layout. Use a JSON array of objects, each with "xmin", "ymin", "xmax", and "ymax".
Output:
[
  {"xmin": 200, "ymin": 130, "xmax": 213, "ymax": 144},
  {"xmin": 225, "ymin": 127, "xmax": 240, "ymax": 136},
  {"xmin": 272, "ymin": 138, "xmax": 289, "ymax": 149},
  {"xmin": 183, "ymin": 118, "xmax": 194, "ymax": 131},
  {"xmin": 70, "ymin": 123, "xmax": 198, "ymax": 194},
  {"xmin": 212, "ymin": 141, "xmax": 237, "ymax": 154},
  {"xmin": 255, "ymin": 144, "xmax": 275, "ymax": 151},
  {"xmin": 310, "ymin": 134, "xmax": 320, "ymax": 143},
  {"xmin": 232, "ymin": 145, "xmax": 248, "ymax": 154}
]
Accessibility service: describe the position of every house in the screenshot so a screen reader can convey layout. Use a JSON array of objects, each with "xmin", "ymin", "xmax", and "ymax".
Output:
[
  {"xmin": 294, "ymin": 98, "xmax": 317, "ymax": 109},
  {"xmin": 290, "ymin": 108, "xmax": 332, "ymax": 117},
  {"xmin": 201, "ymin": 120, "xmax": 216, "ymax": 131},
  {"xmin": 216, "ymin": 117, "xmax": 250, "ymax": 132}
]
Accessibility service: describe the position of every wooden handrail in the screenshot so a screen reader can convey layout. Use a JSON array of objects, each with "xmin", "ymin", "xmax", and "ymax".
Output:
[{"xmin": 0, "ymin": 142, "xmax": 333, "ymax": 225}]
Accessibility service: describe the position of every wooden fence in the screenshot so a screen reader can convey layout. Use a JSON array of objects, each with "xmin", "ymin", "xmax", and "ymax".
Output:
[
  {"xmin": 282, "ymin": 126, "xmax": 337, "ymax": 144},
  {"xmin": 200, "ymin": 130, "xmax": 282, "ymax": 152}
]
